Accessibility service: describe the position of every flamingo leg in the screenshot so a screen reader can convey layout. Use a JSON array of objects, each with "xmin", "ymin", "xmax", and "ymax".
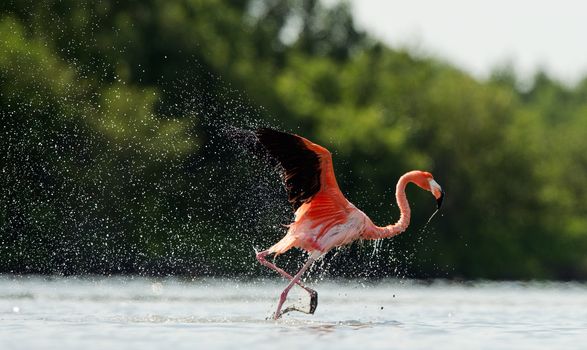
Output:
[
  {"xmin": 256, "ymin": 250, "xmax": 319, "ymax": 318},
  {"xmin": 255, "ymin": 250, "xmax": 314, "ymax": 291},
  {"xmin": 272, "ymin": 252, "xmax": 319, "ymax": 320}
]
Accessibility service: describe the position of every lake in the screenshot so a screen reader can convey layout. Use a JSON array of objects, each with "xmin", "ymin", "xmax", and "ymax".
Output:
[{"xmin": 1, "ymin": 276, "xmax": 586, "ymax": 349}]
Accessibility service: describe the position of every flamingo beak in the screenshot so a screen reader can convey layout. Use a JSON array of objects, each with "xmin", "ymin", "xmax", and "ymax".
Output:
[
  {"xmin": 429, "ymin": 179, "xmax": 444, "ymax": 209},
  {"xmin": 436, "ymin": 188, "xmax": 445, "ymax": 209}
]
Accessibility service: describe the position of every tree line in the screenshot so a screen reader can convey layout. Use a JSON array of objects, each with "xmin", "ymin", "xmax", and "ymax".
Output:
[{"xmin": 1, "ymin": 0, "xmax": 587, "ymax": 279}]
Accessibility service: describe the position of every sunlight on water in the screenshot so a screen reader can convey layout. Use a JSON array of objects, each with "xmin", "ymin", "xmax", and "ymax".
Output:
[{"xmin": 1, "ymin": 276, "xmax": 587, "ymax": 349}]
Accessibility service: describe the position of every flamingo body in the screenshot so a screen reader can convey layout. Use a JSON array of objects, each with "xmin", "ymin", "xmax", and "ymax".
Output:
[{"xmin": 271, "ymin": 198, "xmax": 371, "ymax": 254}]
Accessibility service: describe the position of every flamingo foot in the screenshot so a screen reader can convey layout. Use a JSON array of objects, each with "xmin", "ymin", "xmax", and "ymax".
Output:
[
  {"xmin": 308, "ymin": 288, "xmax": 318, "ymax": 314},
  {"xmin": 273, "ymin": 288, "xmax": 318, "ymax": 319}
]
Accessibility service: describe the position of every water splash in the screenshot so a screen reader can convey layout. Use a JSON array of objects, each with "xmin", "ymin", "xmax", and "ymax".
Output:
[{"xmin": 424, "ymin": 209, "xmax": 440, "ymax": 228}]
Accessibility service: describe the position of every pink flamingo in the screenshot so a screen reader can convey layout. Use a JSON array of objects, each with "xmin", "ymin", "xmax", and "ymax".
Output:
[{"xmin": 255, "ymin": 128, "xmax": 444, "ymax": 319}]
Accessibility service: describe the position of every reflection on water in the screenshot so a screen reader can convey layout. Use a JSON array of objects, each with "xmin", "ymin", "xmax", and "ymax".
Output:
[{"xmin": 1, "ymin": 277, "xmax": 587, "ymax": 349}]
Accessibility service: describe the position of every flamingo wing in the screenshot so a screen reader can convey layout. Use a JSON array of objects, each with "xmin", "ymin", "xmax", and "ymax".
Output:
[{"xmin": 256, "ymin": 128, "xmax": 344, "ymax": 210}]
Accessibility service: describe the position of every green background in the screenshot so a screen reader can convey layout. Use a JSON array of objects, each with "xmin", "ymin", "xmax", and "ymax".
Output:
[{"xmin": 2, "ymin": 0, "xmax": 587, "ymax": 280}]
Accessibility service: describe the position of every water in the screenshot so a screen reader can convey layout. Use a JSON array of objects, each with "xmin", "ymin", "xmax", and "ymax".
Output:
[{"xmin": 1, "ymin": 276, "xmax": 586, "ymax": 349}]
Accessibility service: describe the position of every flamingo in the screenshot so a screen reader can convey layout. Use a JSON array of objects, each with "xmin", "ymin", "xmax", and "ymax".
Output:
[{"xmin": 254, "ymin": 128, "xmax": 444, "ymax": 319}]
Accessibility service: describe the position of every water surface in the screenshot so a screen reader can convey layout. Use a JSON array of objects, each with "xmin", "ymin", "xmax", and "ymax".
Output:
[{"xmin": 1, "ymin": 277, "xmax": 586, "ymax": 349}]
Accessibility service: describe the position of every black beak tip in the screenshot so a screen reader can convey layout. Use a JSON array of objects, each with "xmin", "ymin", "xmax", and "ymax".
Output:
[{"xmin": 436, "ymin": 190, "xmax": 445, "ymax": 210}]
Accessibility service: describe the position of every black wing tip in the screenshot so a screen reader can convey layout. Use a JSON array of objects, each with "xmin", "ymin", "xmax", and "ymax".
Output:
[
  {"xmin": 255, "ymin": 128, "xmax": 304, "ymax": 148},
  {"xmin": 255, "ymin": 127, "xmax": 275, "ymax": 135},
  {"xmin": 253, "ymin": 127, "xmax": 321, "ymax": 210}
]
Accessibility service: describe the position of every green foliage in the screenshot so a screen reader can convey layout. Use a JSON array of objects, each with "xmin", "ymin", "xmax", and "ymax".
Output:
[{"xmin": 1, "ymin": 0, "xmax": 587, "ymax": 279}]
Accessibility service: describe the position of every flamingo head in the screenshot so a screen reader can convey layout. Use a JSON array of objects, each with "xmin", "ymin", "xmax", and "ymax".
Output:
[{"xmin": 411, "ymin": 171, "xmax": 445, "ymax": 209}]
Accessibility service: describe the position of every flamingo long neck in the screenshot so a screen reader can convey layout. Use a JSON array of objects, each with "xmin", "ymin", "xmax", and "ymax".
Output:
[{"xmin": 367, "ymin": 172, "xmax": 415, "ymax": 239}]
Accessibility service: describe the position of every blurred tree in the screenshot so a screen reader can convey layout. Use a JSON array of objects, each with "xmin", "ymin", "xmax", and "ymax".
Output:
[{"xmin": 1, "ymin": 0, "xmax": 587, "ymax": 279}]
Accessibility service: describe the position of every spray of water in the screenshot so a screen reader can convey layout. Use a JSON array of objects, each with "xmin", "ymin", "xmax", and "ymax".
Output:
[
  {"xmin": 425, "ymin": 209, "xmax": 440, "ymax": 228},
  {"xmin": 2, "ymin": 34, "xmax": 442, "ymax": 280}
]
